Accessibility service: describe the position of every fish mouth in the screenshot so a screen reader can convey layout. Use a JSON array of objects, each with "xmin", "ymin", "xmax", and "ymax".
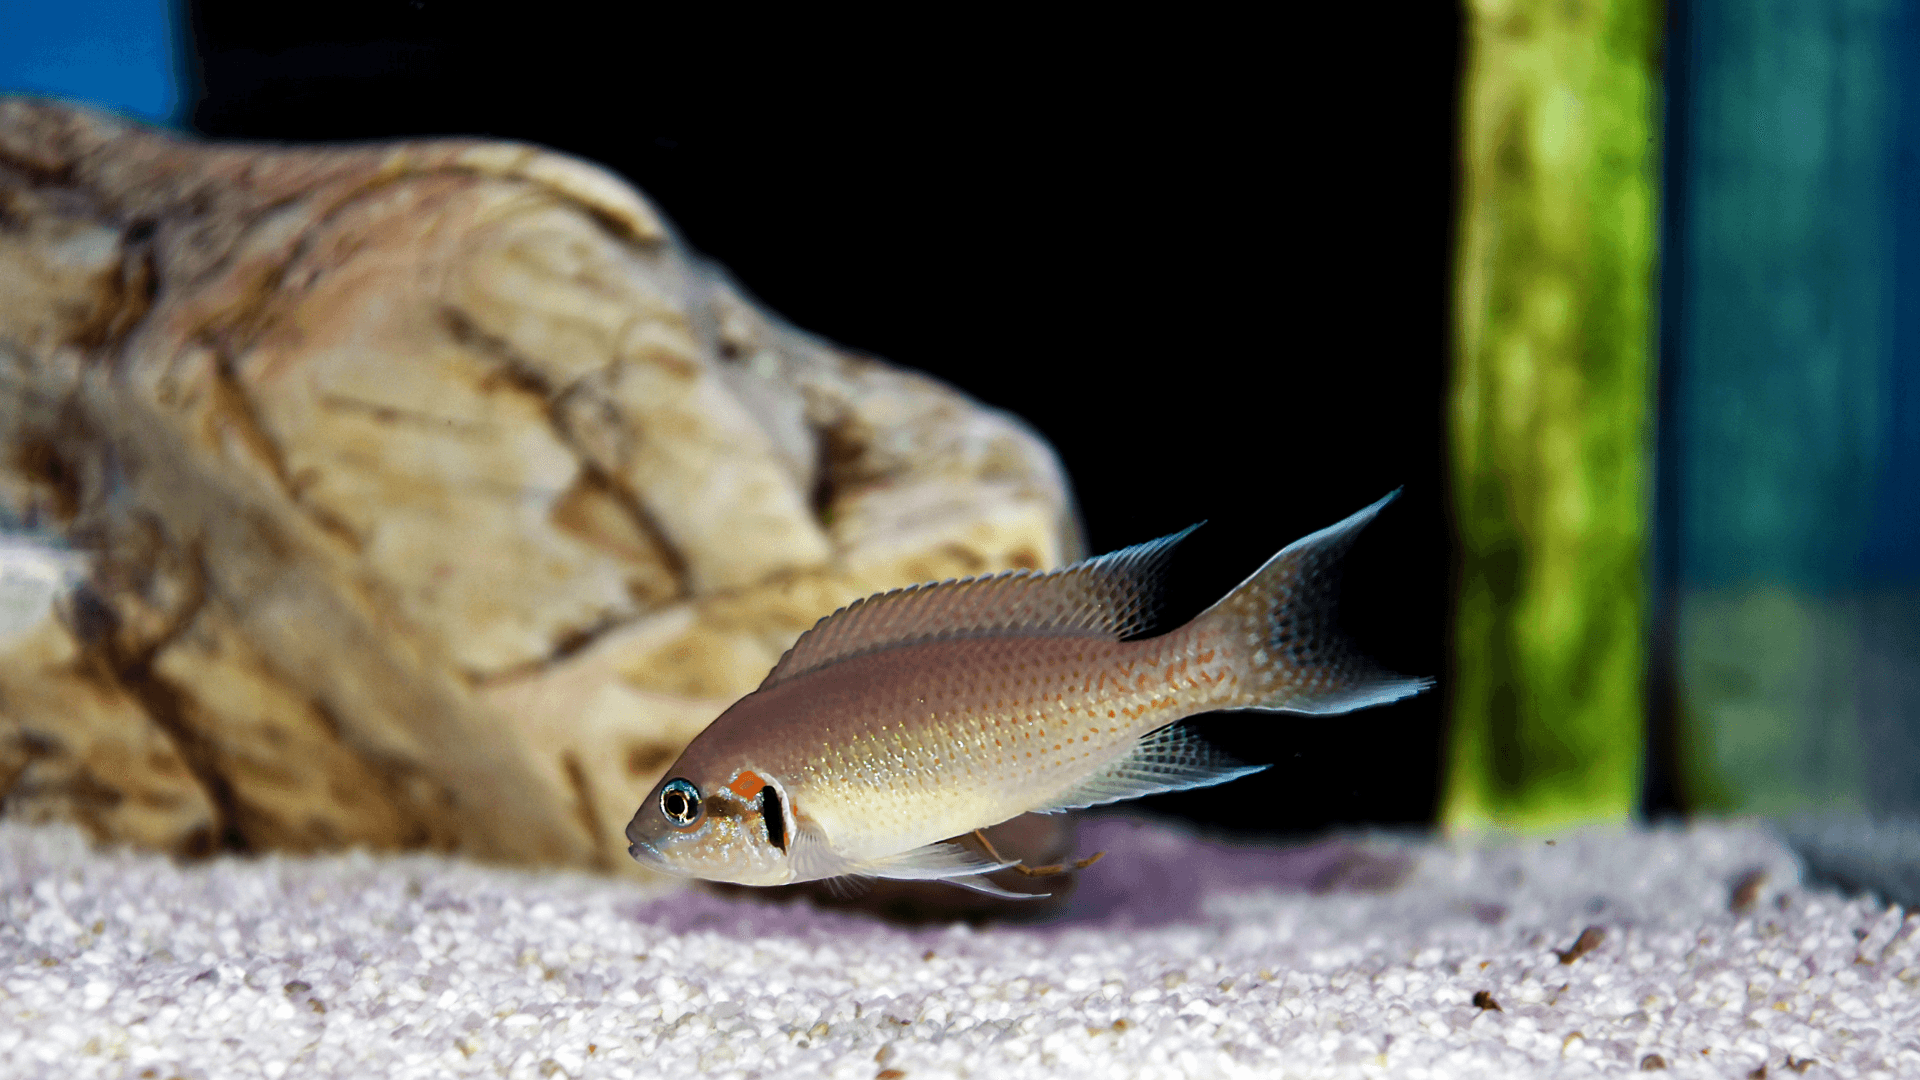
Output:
[
  {"xmin": 626, "ymin": 839, "xmax": 664, "ymax": 868},
  {"xmin": 625, "ymin": 838, "xmax": 694, "ymax": 880},
  {"xmin": 624, "ymin": 815, "xmax": 664, "ymax": 869}
]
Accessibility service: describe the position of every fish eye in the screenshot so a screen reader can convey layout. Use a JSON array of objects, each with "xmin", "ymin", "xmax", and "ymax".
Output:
[{"xmin": 660, "ymin": 778, "xmax": 703, "ymax": 828}]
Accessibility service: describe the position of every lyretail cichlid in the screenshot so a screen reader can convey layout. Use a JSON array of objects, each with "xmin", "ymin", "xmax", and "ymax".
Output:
[{"xmin": 625, "ymin": 492, "xmax": 1429, "ymax": 897}]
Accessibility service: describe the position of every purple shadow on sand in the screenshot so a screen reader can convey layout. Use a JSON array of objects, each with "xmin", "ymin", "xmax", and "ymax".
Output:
[{"xmin": 1048, "ymin": 816, "xmax": 1414, "ymax": 928}]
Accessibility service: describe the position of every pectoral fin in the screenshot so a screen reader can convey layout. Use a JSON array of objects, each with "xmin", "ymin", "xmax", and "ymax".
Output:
[
  {"xmin": 787, "ymin": 818, "xmax": 860, "ymax": 883},
  {"xmin": 790, "ymin": 822, "xmax": 1043, "ymax": 900},
  {"xmin": 853, "ymin": 841, "xmax": 1043, "ymax": 900}
]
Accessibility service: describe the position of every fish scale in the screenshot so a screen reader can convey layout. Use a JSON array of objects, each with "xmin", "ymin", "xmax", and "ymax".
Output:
[
  {"xmin": 765, "ymin": 632, "xmax": 1240, "ymax": 861},
  {"xmin": 625, "ymin": 491, "xmax": 1432, "ymax": 894}
]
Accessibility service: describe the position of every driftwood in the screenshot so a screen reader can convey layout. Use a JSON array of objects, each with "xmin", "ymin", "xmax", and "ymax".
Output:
[{"xmin": 0, "ymin": 100, "xmax": 1078, "ymax": 875}]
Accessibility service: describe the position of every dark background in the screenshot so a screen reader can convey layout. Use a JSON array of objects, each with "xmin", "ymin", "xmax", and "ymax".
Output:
[{"xmin": 185, "ymin": 2, "xmax": 1464, "ymax": 838}]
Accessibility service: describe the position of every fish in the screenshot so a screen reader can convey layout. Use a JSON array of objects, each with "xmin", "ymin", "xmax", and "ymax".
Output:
[{"xmin": 624, "ymin": 491, "xmax": 1430, "ymax": 897}]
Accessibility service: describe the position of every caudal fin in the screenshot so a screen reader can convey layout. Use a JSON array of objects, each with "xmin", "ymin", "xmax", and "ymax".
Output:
[{"xmin": 1193, "ymin": 490, "xmax": 1432, "ymax": 714}]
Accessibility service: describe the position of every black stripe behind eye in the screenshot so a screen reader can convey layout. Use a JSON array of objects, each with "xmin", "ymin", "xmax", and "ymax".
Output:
[{"xmin": 758, "ymin": 785, "xmax": 788, "ymax": 852}]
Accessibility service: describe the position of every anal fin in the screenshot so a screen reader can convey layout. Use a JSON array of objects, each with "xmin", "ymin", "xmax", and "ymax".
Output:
[{"xmin": 1034, "ymin": 720, "xmax": 1267, "ymax": 813}]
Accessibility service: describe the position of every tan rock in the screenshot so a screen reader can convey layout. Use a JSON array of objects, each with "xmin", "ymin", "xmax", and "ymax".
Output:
[
  {"xmin": 0, "ymin": 100, "xmax": 1079, "ymax": 874},
  {"xmin": 0, "ymin": 611, "xmax": 217, "ymax": 854}
]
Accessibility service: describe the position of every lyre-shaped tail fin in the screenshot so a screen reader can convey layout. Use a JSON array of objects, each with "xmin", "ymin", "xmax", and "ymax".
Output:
[{"xmin": 1196, "ymin": 491, "xmax": 1432, "ymax": 714}]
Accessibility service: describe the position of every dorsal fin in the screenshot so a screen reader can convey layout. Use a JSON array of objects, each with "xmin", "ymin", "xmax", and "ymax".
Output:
[{"xmin": 759, "ymin": 524, "xmax": 1201, "ymax": 689}]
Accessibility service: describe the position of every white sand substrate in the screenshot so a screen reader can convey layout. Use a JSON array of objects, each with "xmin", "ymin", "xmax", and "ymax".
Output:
[{"xmin": 1, "ymin": 817, "xmax": 1915, "ymax": 1079}]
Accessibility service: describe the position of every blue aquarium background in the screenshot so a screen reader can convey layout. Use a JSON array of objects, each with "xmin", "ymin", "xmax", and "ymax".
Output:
[
  {"xmin": 0, "ymin": 1, "xmax": 183, "ymax": 124},
  {"xmin": 1651, "ymin": 0, "xmax": 1920, "ymax": 821}
]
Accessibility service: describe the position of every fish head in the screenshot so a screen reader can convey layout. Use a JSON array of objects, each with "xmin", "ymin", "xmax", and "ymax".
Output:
[{"xmin": 625, "ymin": 754, "xmax": 796, "ymax": 887}]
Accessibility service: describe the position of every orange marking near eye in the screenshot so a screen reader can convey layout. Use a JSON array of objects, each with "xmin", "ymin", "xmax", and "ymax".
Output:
[{"xmin": 727, "ymin": 770, "xmax": 767, "ymax": 799}]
